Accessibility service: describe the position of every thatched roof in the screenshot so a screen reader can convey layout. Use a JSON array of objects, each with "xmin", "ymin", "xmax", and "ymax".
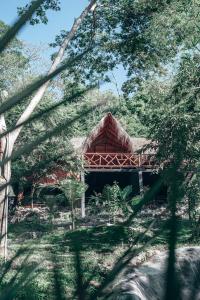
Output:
[
  {"xmin": 70, "ymin": 113, "xmax": 155, "ymax": 154},
  {"xmin": 70, "ymin": 136, "xmax": 154, "ymax": 154},
  {"xmin": 83, "ymin": 113, "xmax": 133, "ymax": 153},
  {"xmin": 130, "ymin": 137, "xmax": 154, "ymax": 154}
]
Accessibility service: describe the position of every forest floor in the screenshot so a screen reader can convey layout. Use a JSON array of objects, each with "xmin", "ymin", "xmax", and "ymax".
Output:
[{"xmin": 4, "ymin": 204, "xmax": 199, "ymax": 299}]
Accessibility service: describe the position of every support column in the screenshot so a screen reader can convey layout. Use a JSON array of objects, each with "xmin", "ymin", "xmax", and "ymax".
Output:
[
  {"xmin": 0, "ymin": 177, "xmax": 7, "ymax": 259},
  {"xmin": 80, "ymin": 171, "xmax": 85, "ymax": 218},
  {"xmin": 138, "ymin": 170, "xmax": 144, "ymax": 196}
]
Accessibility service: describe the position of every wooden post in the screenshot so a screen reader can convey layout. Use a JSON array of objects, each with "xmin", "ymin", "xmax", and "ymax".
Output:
[
  {"xmin": 0, "ymin": 177, "xmax": 7, "ymax": 259},
  {"xmin": 139, "ymin": 170, "xmax": 144, "ymax": 196},
  {"xmin": 81, "ymin": 171, "xmax": 85, "ymax": 218}
]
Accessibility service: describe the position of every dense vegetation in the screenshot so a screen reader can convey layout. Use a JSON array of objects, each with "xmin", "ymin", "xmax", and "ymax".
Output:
[{"xmin": 0, "ymin": 0, "xmax": 199, "ymax": 299}]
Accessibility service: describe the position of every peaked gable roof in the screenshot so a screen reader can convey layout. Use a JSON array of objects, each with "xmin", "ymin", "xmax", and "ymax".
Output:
[
  {"xmin": 82, "ymin": 112, "xmax": 133, "ymax": 153},
  {"xmin": 70, "ymin": 113, "xmax": 155, "ymax": 154}
]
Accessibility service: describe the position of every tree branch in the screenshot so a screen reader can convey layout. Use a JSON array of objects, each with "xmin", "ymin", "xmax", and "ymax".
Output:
[{"xmin": 11, "ymin": 0, "xmax": 97, "ymax": 145}]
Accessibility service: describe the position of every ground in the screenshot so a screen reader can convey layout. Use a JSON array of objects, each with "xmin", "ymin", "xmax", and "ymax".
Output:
[{"xmin": 1, "ymin": 203, "xmax": 199, "ymax": 300}]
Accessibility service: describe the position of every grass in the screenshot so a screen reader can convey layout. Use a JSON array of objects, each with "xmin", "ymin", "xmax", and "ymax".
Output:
[{"xmin": 2, "ymin": 205, "xmax": 198, "ymax": 299}]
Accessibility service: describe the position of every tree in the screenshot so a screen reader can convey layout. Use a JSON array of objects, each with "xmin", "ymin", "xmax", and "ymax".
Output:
[
  {"xmin": 137, "ymin": 53, "xmax": 199, "ymax": 167},
  {"xmin": 0, "ymin": 0, "xmax": 97, "ymax": 258},
  {"xmin": 0, "ymin": 21, "xmax": 29, "ymax": 93},
  {"xmin": 1, "ymin": 0, "xmax": 199, "ymax": 263},
  {"xmin": 18, "ymin": 0, "xmax": 61, "ymax": 25},
  {"xmin": 132, "ymin": 52, "xmax": 200, "ymax": 273},
  {"xmin": 11, "ymin": 93, "xmax": 78, "ymax": 201},
  {"xmin": 0, "ymin": 20, "xmax": 31, "ymax": 258},
  {"xmin": 56, "ymin": 178, "xmax": 86, "ymax": 230},
  {"xmin": 61, "ymin": 88, "xmax": 147, "ymax": 138},
  {"xmin": 154, "ymin": 54, "xmax": 199, "ymax": 205},
  {"xmin": 51, "ymin": 0, "xmax": 200, "ymax": 94}
]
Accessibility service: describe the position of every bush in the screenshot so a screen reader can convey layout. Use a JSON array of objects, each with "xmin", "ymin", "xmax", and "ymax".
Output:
[{"xmin": 88, "ymin": 183, "xmax": 134, "ymax": 223}]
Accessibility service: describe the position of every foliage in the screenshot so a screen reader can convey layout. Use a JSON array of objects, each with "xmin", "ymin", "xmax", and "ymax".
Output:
[
  {"xmin": 186, "ymin": 173, "xmax": 200, "ymax": 223},
  {"xmin": 124, "ymin": 51, "xmax": 200, "ymax": 290},
  {"xmin": 61, "ymin": 89, "xmax": 147, "ymax": 138},
  {"xmin": 102, "ymin": 182, "xmax": 120, "ymax": 223},
  {"xmin": 10, "ymin": 93, "xmax": 79, "ymax": 194},
  {"xmin": 1, "ymin": 207, "xmax": 196, "ymax": 300},
  {"xmin": 0, "ymin": 1, "xmax": 199, "ymax": 299},
  {"xmin": 49, "ymin": 1, "xmax": 200, "ymax": 94},
  {"xmin": 89, "ymin": 182, "xmax": 133, "ymax": 223},
  {"xmin": 18, "ymin": 0, "xmax": 61, "ymax": 25},
  {"xmin": 134, "ymin": 53, "xmax": 200, "ymax": 223},
  {"xmin": 0, "ymin": 23, "xmax": 82, "ymax": 193},
  {"xmin": 0, "ymin": 21, "xmax": 29, "ymax": 93},
  {"xmin": 58, "ymin": 178, "xmax": 86, "ymax": 204},
  {"xmin": 56, "ymin": 178, "xmax": 87, "ymax": 229}
]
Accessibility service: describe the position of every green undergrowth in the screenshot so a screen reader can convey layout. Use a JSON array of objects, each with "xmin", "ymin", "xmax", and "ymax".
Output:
[{"xmin": 2, "ymin": 212, "xmax": 198, "ymax": 299}]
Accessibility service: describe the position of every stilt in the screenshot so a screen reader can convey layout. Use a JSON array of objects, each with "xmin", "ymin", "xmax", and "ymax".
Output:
[
  {"xmin": 81, "ymin": 171, "xmax": 85, "ymax": 218},
  {"xmin": 138, "ymin": 170, "xmax": 144, "ymax": 196}
]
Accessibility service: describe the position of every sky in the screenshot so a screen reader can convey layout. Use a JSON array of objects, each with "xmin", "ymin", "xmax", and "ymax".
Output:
[{"xmin": 0, "ymin": 0, "xmax": 127, "ymax": 93}]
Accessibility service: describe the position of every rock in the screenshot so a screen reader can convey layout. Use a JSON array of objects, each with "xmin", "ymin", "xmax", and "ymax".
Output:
[{"xmin": 109, "ymin": 247, "xmax": 200, "ymax": 300}]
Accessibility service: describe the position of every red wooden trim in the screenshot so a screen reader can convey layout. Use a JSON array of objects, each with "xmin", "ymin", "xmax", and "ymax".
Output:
[{"xmin": 84, "ymin": 153, "xmax": 156, "ymax": 169}]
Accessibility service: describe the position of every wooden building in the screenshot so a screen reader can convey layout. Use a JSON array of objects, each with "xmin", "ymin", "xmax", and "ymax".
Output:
[
  {"xmin": 21, "ymin": 113, "xmax": 165, "ymax": 213},
  {"xmin": 71, "ymin": 113, "xmax": 160, "ymax": 217}
]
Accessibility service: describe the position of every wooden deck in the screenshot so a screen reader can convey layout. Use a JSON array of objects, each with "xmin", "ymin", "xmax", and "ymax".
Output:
[{"xmin": 84, "ymin": 153, "xmax": 156, "ymax": 169}]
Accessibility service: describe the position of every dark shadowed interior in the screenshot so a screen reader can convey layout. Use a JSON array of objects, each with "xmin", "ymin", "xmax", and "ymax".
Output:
[
  {"xmin": 85, "ymin": 171, "xmax": 167, "ymax": 201},
  {"xmin": 85, "ymin": 171, "xmax": 139, "ymax": 198}
]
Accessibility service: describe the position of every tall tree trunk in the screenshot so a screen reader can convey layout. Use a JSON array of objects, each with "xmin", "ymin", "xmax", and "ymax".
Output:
[
  {"xmin": 0, "ymin": 0, "xmax": 97, "ymax": 258},
  {"xmin": 0, "ymin": 176, "xmax": 7, "ymax": 258},
  {"xmin": 11, "ymin": 0, "xmax": 97, "ymax": 144},
  {"xmin": 0, "ymin": 132, "xmax": 14, "ymax": 258}
]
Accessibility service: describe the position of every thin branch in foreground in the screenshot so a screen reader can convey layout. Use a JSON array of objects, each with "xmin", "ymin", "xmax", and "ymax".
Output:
[
  {"xmin": 0, "ymin": 49, "xmax": 90, "ymax": 116},
  {"xmin": 0, "ymin": 85, "xmax": 96, "ymax": 141},
  {"xmin": 0, "ymin": 100, "xmax": 107, "ymax": 168},
  {"xmin": 0, "ymin": 0, "xmax": 45, "ymax": 53}
]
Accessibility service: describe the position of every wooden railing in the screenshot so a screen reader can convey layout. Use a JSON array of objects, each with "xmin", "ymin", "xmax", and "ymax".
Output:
[{"xmin": 84, "ymin": 153, "xmax": 156, "ymax": 169}]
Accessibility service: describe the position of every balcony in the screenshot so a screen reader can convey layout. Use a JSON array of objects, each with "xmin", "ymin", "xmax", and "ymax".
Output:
[{"xmin": 84, "ymin": 153, "xmax": 156, "ymax": 169}]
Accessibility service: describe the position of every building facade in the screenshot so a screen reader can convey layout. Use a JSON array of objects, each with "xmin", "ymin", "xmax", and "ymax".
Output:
[{"xmin": 71, "ymin": 113, "xmax": 162, "ymax": 217}]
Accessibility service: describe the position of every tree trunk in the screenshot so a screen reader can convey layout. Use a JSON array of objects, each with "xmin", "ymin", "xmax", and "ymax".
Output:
[
  {"xmin": 0, "ymin": 0, "xmax": 97, "ymax": 258},
  {"xmin": 80, "ymin": 171, "xmax": 85, "ymax": 218},
  {"xmin": 30, "ymin": 184, "xmax": 36, "ymax": 209},
  {"xmin": 0, "ymin": 176, "xmax": 7, "ymax": 258},
  {"xmin": 71, "ymin": 207, "xmax": 75, "ymax": 230},
  {"xmin": 11, "ymin": 0, "xmax": 97, "ymax": 144},
  {"xmin": 0, "ymin": 132, "xmax": 14, "ymax": 259}
]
